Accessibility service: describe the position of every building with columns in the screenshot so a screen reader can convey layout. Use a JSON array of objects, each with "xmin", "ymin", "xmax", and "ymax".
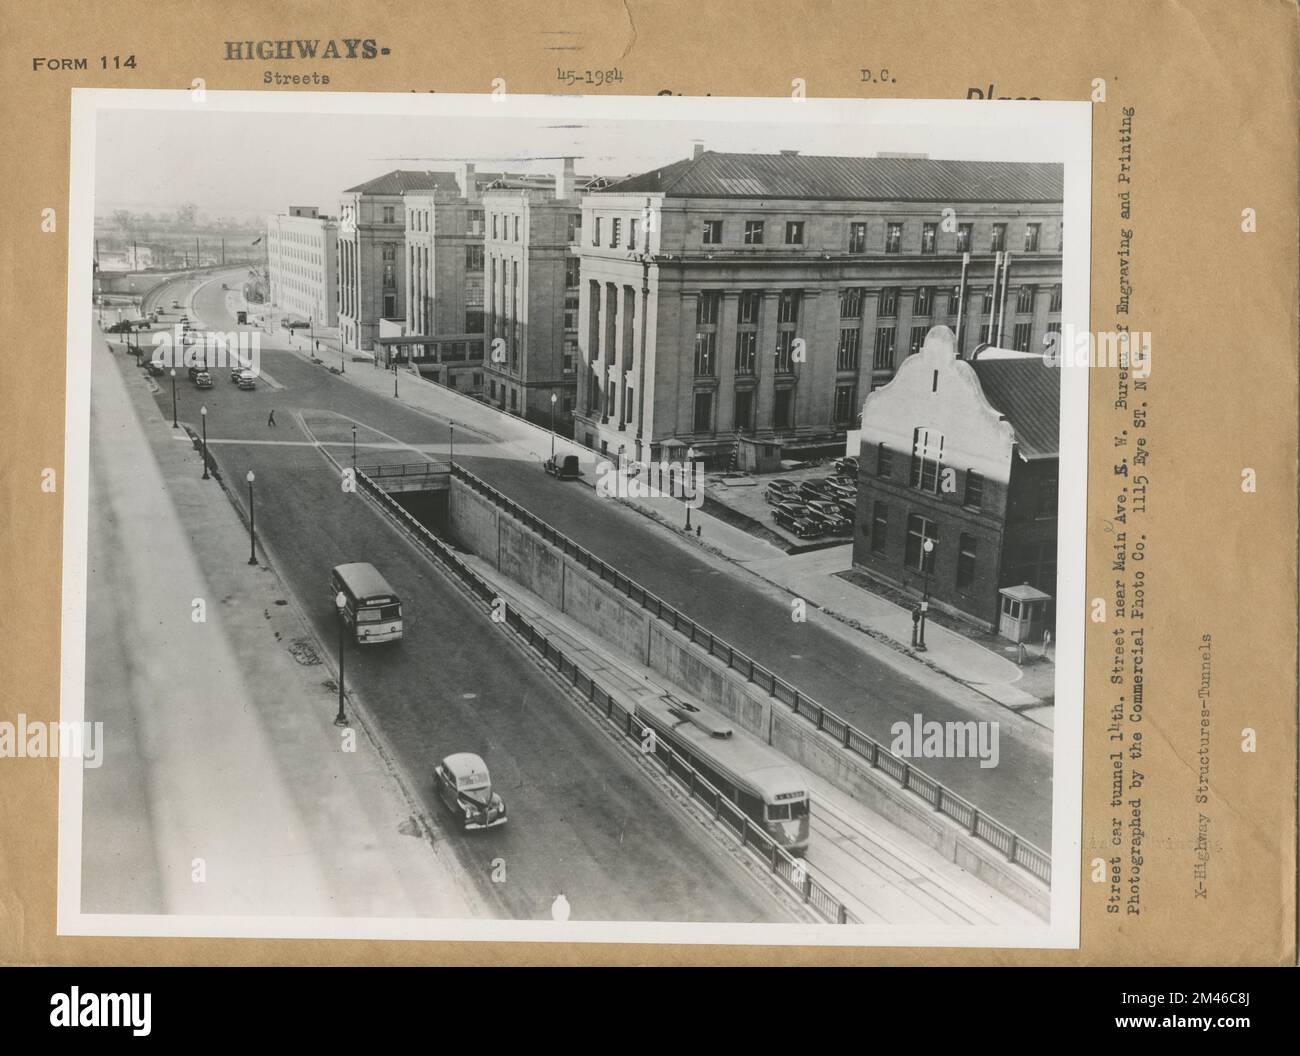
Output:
[
  {"xmin": 265, "ymin": 206, "xmax": 338, "ymax": 327},
  {"xmin": 481, "ymin": 159, "xmax": 585, "ymax": 429},
  {"xmin": 572, "ymin": 148, "xmax": 1063, "ymax": 466},
  {"xmin": 337, "ymin": 169, "xmax": 462, "ymax": 354},
  {"xmin": 850, "ymin": 327, "xmax": 1059, "ymax": 633}
]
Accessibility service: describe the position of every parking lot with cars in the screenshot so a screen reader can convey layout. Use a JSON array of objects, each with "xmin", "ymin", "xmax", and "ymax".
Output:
[{"xmin": 705, "ymin": 456, "xmax": 860, "ymax": 549}]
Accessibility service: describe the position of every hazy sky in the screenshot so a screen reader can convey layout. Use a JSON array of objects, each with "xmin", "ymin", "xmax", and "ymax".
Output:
[{"xmin": 93, "ymin": 97, "xmax": 1075, "ymax": 220}]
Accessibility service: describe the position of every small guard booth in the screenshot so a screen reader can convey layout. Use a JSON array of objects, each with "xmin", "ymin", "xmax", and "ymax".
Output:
[{"xmin": 997, "ymin": 584, "xmax": 1053, "ymax": 643}]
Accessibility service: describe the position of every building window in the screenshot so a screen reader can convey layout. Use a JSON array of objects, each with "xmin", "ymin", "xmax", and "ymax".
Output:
[
  {"xmin": 870, "ymin": 502, "xmax": 888, "ymax": 554},
  {"xmin": 567, "ymin": 213, "xmax": 581, "ymax": 242},
  {"xmin": 774, "ymin": 331, "xmax": 796, "ymax": 373},
  {"xmin": 904, "ymin": 515, "xmax": 939, "ymax": 572},
  {"xmin": 777, "ymin": 291, "xmax": 800, "ymax": 324},
  {"xmin": 909, "ymin": 325, "xmax": 928, "ymax": 356},
  {"xmin": 921, "ymin": 222, "xmax": 937, "ymax": 254},
  {"xmin": 694, "ymin": 331, "xmax": 716, "ymax": 376},
  {"xmin": 836, "ymin": 329, "xmax": 860, "ymax": 372},
  {"xmin": 383, "ymin": 206, "xmax": 395, "ymax": 224},
  {"xmin": 466, "ymin": 244, "xmax": 484, "ymax": 270},
  {"xmin": 877, "ymin": 444, "xmax": 893, "ymax": 479},
  {"xmin": 738, "ymin": 291, "xmax": 761, "ymax": 324},
  {"xmin": 878, "ymin": 287, "xmax": 899, "ymax": 317},
  {"xmin": 1024, "ymin": 223, "xmax": 1041, "ymax": 252},
  {"xmin": 734, "ymin": 388, "xmax": 754, "ymax": 432},
  {"xmin": 563, "ymin": 295, "xmax": 578, "ymax": 331},
  {"xmin": 873, "ymin": 326, "xmax": 896, "ymax": 370},
  {"xmin": 1016, "ymin": 285, "xmax": 1035, "ymax": 314},
  {"xmin": 915, "ymin": 285, "xmax": 933, "ymax": 316},
  {"xmin": 592, "ymin": 216, "xmax": 602, "ymax": 246},
  {"xmin": 703, "ymin": 219, "xmax": 723, "ymax": 244},
  {"xmin": 735, "ymin": 331, "xmax": 757, "ymax": 374},
  {"xmin": 565, "ymin": 257, "xmax": 580, "ymax": 288},
  {"xmin": 885, "ymin": 222, "xmax": 903, "ymax": 253},
  {"xmin": 910, "ymin": 427, "xmax": 944, "ymax": 492},
  {"xmin": 628, "ymin": 218, "xmax": 639, "ymax": 249},
  {"xmin": 991, "ymin": 223, "xmax": 1007, "ymax": 252},
  {"xmin": 693, "ymin": 390, "xmax": 713, "ymax": 432},
  {"xmin": 964, "ymin": 471, "xmax": 984, "ymax": 509},
  {"xmin": 957, "ymin": 534, "xmax": 977, "ymax": 588},
  {"xmin": 1049, "ymin": 284, "xmax": 1063, "ymax": 311},
  {"xmin": 956, "ymin": 223, "xmax": 973, "ymax": 253},
  {"xmin": 848, "ymin": 221, "xmax": 868, "ymax": 253},
  {"xmin": 697, "ymin": 290, "xmax": 721, "ymax": 325},
  {"xmin": 384, "ymin": 293, "xmax": 397, "ymax": 318},
  {"xmin": 833, "ymin": 384, "xmax": 857, "ymax": 424},
  {"xmin": 840, "ymin": 287, "xmax": 863, "ymax": 319},
  {"xmin": 1037, "ymin": 474, "xmax": 1058, "ymax": 517},
  {"xmin": 513, "ymin": 216, "xmax": 521, "ymax": 242},
  {"xmin": 744, "ymin": 220, "xmax": 765, "ymax": 245},
  {"xmin": 785, "ymin": 221, "xmax": 804, "ymax": 245},
  {"xmin": 382, "ymin": 244, "xmax": 396, "ymax": 262},
  {"xmin": 465, "ymin": 309, "xmax": 484, "ymax": 334},
  {"xmin": 773, "ymin": 388, "xmax": 794, "ymax": 429},
  {"xmin": 610, "ymin": 217, "xmax": 621, "ymax": 248},
  {"xmin": 1013, "ymin": 322, "xmax": 1032, "ymax": 351}
]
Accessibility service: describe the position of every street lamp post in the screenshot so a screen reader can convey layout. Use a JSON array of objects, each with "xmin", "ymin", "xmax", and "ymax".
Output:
[
  {"xmin": 334, "ymin": 591, "xmax": 349, "ymax": 727},
  {"xmin": 684, "ymin": 445, "xmax": 697, "ymax": 532},
  {"xmin": 170, "ymin": 369, "xmax": 178, "ymax": 428},
  {"xmin": 917, "ymin": 537, "xmax": 935, "ymax": 651},
  {"xmin": 449, "ymin": 423, "xmax": 454, "ymax": 468},
  {"xmin": 351, "ymin": 424, "xmax": 357, "ymax": 468},
  {"xmin": 200, "ymin": 406, "xmax": 209, "ymax": 480},
  {"xmin": 393, "ymin": 362, "xmax": 399, "ymax": 398},
  {"xmin": 246, "ymin": 471, "xmax": 257, "ymax": 565},
  {"xmin": 340, "ymin": 330, "xmax": 346, "ymax": 374},
  {"xmin": 550, "ymin": 392, "xmax": 558, "ymax": 457}
]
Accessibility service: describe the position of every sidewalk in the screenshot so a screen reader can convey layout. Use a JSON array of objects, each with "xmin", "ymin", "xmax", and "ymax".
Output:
[
  {"xmin": 290, "ymin": 347, "xmax": 1054, "ymax": 726},
  {"xmin": 81, "ymin": 333, "xmax": 481, "ymax": 919},
  {"xmin": 454, "ymin": 546, "xmax": 1040, "ymax": 926}
]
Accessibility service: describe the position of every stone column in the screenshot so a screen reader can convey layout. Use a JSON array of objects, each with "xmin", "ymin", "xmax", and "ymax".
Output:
[
  {"xmin": 717, "ymin": 290, "xmax": 740, "ymax": 431},
  {"xmin": 754, "ymin": 289, "xmax": 780, "ymax": 429}
]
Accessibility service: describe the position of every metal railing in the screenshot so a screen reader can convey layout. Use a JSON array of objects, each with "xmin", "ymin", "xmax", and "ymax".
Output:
[
  {"xmin": 448, "ymin": 462, "xmax": 1052, "ymax": 887},
  {"xmin": 354, "ymin": 466, "xmax": 861, "ymax": 923},
  {"xmin": 359, "ymin": 461, "xmax": 451, "ymax": 480}
]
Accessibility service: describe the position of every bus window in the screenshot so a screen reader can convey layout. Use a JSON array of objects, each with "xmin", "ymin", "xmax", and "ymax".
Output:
[{"xmin": 358, "ymin": 603, "xmax": 401, "ymax": 623}]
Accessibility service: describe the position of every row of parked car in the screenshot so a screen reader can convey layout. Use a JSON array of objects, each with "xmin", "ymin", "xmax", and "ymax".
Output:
[{"xmin": 765, "ymin": 456, "xmax": 860, "ymax": 539}]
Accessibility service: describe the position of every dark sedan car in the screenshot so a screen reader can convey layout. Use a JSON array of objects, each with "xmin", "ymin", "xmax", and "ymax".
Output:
[
  {"xmin": 803, "ymin": 499, "xmax": 853, "ymax": 534},
  {"xmin": 798, "ymin": 479, "xmax": 837, "ymax": 503},
  {"xmin": 764, "ymin": 479, "xmax": 799, "ymax": 504},
  {"xmin": 433, "ymin": 753, "xmax": 508, "ymax": 832},
  {"xmin": 772, "ymin": 500, "xmax": 824, "ymax": 538},
  {"xmin": 819, "ymin": 476, "xmax": 857, "ymax": 500}
]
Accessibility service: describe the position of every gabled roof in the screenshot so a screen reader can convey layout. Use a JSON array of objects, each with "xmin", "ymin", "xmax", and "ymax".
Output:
[
  {"xmin": 969, "ymin": 357, "xmax": 1060, "ymax": 460},
  {"xmin": 343, "ymin": 170, "xmax": 462, "ymax": 196},
  {"xmin": 604, "ymin": 151, "xmax": 1062, "ymax": 203}
]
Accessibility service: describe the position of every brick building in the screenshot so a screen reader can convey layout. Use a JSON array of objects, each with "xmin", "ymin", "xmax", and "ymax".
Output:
[
  {"xmin": 850, "ymin": 326, "xmax": 1059, "ymax": 632},
  {"xmin": 481, "ymin": 160, "xmax": 584, "ymax": 429},
  {"xmin": 266, "ymin": 205, "xmax": 338, "ymax": 327},
  {"xmin": 572, "ymin": 148, "xmax": 1063, "ymax": 466}
]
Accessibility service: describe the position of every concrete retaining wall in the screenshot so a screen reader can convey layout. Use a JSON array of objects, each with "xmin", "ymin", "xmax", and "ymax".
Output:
[{"xmin": 447, "ymin": 477, "xmax": 1048, "ymax": 917}]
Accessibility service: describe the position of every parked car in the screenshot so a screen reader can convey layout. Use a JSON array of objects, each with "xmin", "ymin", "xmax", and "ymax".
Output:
[
  {"xmin": 835, "ymin": 495, "xmax": 857, "ymax": 519},
  {"xmin": 543, "ymin": 454, "xmax": 579, "ymax": 480},
  {"xmin": 798, "ymin": 479, "xmax": 836, "ymax": 503},
  {"xmin": 433, "ymin": 753, "xmax": 508, "ymax": 831},
  {"xmin": 803, "ymin": 499, "xmax": 853, "ymax": 534},
  {"xmin": 106, "ymin": 320, "xmax": 133, "ymax": 333},
  {"xmin": 193, "ymin": 371, "xmax": 213, "ymax": 389},
  {"xmin": 771, "ymin": 500, "xmax": 824, "ymax": 538},
  {"xmin": 142, "ymin": 358, "xmax": 164, "ymax": 377},
  {"xmin": 819, "ymin": 476, "xmax": 857, "ymax": 500},
  {"xmin": 832, "ymin": 455, "xmax": 859, "ymax": 477},
  {"xmin": 764, "ymin": 479, "xmax": 799, "ymax": 504},
  {"xmin": 171, "ymin": 299, "xmax": 181, "ymax": 308},
  {"xmin": 237, "ymin": 372, "xmax": 256, "ymax": 390},
  {"xmin": 236, "ymin": 310, "xmax": 248, "ymax": 324}
]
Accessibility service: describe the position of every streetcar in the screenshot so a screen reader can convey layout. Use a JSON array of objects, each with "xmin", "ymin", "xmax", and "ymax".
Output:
[{"xmin": 634, "ymin": 694, "xmax": 810, "ymax": 853}]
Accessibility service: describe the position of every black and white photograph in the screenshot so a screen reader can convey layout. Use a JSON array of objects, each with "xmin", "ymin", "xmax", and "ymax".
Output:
[{"xmin": 59, "ymin": 91, "xmax": 1089, "ymax": 947}]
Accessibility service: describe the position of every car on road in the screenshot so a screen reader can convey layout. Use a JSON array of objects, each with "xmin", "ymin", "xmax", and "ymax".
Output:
[
  {"xmin": 771, "ymin": 500, "xmax": 824, "ymax": 538},
  {"xmin": 236, "ymin": 310, "xmax": 248, "ymax": 324},
  {"xmin": 171, "ymin": 300, "xmax": 181, "ymax": 308},
  {"xmin": 105, "ymin": 320, "xmax": 133, "ymax": 333},
  {"xmin": 193, "ymin": 371, "xmax": 213, "ymax": 389},
  {"xmin": 543, "ymin": 454, "xmax": 579, "ymax": 480},
  {"xmin": 803, "ymin": 499, "xmax": 853, "ymax": 534},
  {"xmin": 236, "ymin": 372, "xmax": 256, "ymax": 390},
  {"xmin": 819, "ymin": 476, "xmax": 857, "ymax": 500},
  {"xmin": 142, "ymin": 358, "xmax": 164, "ymax": 377},
  {"xmin": 433, "ymin": 753, "xmax": 508, "ymax": 831},
  {"xmin": 764, "ymin": 479, "xmax": 799, "ymax": 504}
]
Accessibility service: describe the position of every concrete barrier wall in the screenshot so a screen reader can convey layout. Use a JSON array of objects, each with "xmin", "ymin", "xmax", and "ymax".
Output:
[{"xmin": 448, "ymin": 476, "xmax": 1048, "ymax": 916}]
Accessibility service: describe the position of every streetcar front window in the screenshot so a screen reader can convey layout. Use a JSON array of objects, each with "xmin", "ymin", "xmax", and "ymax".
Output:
[
  {"xmin": 791, "ymin": 798, "xmax": 809, "ymax": 819},
  {"xmin": 766, "ymin": 803, "xmax": 791, "ymax": 822}
]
